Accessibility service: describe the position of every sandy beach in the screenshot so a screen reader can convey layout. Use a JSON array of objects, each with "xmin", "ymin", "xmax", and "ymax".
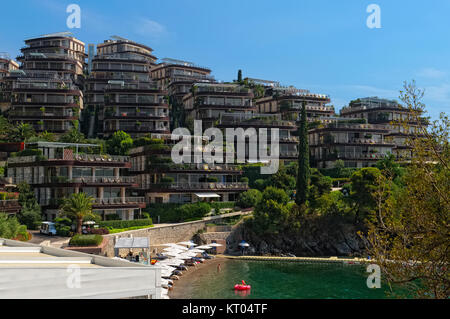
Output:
[{"xmin": 168, "ymin": 256, "xmax": 228, "ymax": 299}]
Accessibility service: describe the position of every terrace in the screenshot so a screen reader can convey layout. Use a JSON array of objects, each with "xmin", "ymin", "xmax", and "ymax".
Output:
[
  {"xmin": 146, "ymin": 181, "xmax": 249, "ymax": 191},
  {"xmin": 194, "ymin": 83, "xmax": 251, "ymax": 94}
]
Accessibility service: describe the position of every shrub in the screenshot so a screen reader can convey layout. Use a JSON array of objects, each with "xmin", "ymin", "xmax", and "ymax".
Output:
[
  {"xmin": 105, "ymin": 213, "xmax": 120, "ymax": 221},
  {"xmin": 144, "ymin": 203, "xmax": 182, "ymax": 223},
  {"xmin": 237, "ymin": 189, "xmax": 262, "ymax": 208},
  {"xmin": 160, "ymin": 176, "xmax": 175, "ymax": 184},
  {"xmin": 240, "ymin": 177, "xmax": 249, "ymax": 183},
  {"xmin": 175, "ymin": 202, "xmax": 211, "ymax": 221},
  {"xmin": 98, "ymin": 218, "xmax": 153, "ymax": 229},
  {"xmin": 54, "ymin": 217, "xmax": 73, "ymax": 236},
  {"xmin": 69, "ymin": 234, "xmax": 104, "ymax": 246},
  {"xmin": 89, "ymin": 227, "xmax": 110, "ymax": 235},
  {"xmin": 0, "ymin": 213, "xmax": 28, "ymax": 239}
]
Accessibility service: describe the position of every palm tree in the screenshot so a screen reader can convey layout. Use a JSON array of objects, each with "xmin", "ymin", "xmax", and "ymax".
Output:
[
  {"xmin": 59, "ymin": 193, "xmax": 96, "ymax": 234},
  {"xmin": 13, "ymin": 122, "xmax": 36, "ymax": 142}
]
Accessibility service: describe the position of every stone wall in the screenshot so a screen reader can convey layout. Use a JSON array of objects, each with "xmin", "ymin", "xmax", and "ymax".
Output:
[
  {"xmin": 102, "ymin": 220, "xmax": 208, "ymax": 257},
  {"xmin": 101, "ymin": 210, "xmax": 252, "ymax": 257}
]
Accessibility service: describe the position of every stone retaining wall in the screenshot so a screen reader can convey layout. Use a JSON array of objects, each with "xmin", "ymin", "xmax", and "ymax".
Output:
[
  {"xmin": 102, "ymin": 220, "xmax": 208, "ymax": 257},
  {"xmin": 102, "ymin": 211, "xmax": 252, "ymax": 257}
]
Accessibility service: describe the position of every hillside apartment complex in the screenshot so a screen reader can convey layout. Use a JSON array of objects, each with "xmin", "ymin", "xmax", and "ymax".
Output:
[{"xmin": 0, "ymin": 32, "xmax": 427, "ymax": 216}]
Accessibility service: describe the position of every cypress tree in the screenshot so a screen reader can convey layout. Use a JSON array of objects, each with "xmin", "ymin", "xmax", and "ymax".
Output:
[
  {"xmin": 237, "ymin": 69, "xmax": 242, "ymax": 83},
  {"xmin": 295, "ymin": 101, "xmax": 310, "ymax": 205}
]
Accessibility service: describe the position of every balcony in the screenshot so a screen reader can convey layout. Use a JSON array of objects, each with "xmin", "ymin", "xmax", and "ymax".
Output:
[
  {"xmin": 92, "ymin": 197, "xmax": 145, "ymax": 205},
  {"xmin": 73, "ymin": 153, "xmax": 129, "ymax": 163},
  {"xmin": 147, "ymin": 182, "xmax": 249, "ymax": 191},
  {"xmin": 41, "ymin": 197, "xmax": 145, "ymax": 207},
  {"xmin": 0, "ymin": 200, "xmax": 21, "ymax": 214},
  {"xmin": 146, "ymin": 163, "xmax": 243, "ymax": 172},
  {"xmin": 46, "ymin": 176, "xmax": 136, "ymax": 184},
  {"xmin": 324, "ymin": 152, "xmax": 389, "ymax": 161}
]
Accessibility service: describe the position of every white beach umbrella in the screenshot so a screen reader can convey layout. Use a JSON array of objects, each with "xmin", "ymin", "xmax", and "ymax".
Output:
[
  {"xmin": 208, "ymin": 243, "xmax": 222, "ymax": 247},
  {"xmin": 162, "ymin": 247, "xmax": 185, "ymax": 252},
  {"xmin": 196, "ymin": 245, "xmax": 213, "ymax": 249},
  {"xmin": 177, "ymin": 241, "xmax": 197, "ymax": 246},
  {"xmin": 164, "ymin": 251, "xmax": 182, "ymax": 257},
  {"xmin": 160, "ymin": 243, "xmax": 177, "ymax": 247},
  {"xmin": 188, "ymin": 248, "xmax": 206, "ymax": 253},
  {"xmin": 161, "ymin": 259, "xmax": 185, "ymax": 266}
]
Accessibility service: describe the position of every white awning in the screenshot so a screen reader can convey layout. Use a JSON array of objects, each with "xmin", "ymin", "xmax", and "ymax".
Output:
[
  {"xmin": 114, "ymin": 237, "xmax": 149, "ymax": 249},
  {"xmin": 194, "ymin": 193, "xmax": 220, "ymax": 198}
]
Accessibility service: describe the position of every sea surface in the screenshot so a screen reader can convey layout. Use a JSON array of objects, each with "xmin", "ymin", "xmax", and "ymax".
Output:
[{"xmin": 182, "ymin": 259, "xmax": 403, "ymax": 299}]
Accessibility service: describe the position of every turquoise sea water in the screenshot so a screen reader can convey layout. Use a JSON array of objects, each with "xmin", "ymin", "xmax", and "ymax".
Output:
[{"xmin": 184, "ymin": 260, "xmax": 400, "ymax": 299}]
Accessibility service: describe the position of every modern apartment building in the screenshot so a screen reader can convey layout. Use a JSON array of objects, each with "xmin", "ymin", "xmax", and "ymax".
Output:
[
  {"xmin": 129, "ymin": 134, "xmax": 249, "ymax": 204},
  {"xmin": 339, "ymin": 97, "xmax": 427, "ymax": 160},
  {"xmin": 6, "ymin": 142, "xmax": 145, "ymax": 221},
  {"xmin": 16, "ymin": 32, "xmax": 86, "ymax": 83},
  {"xmin": 1, "ymin": 70, "xmax": 82, "ymax": 133},
  {"xmin": 183, "ymin": 82, "xmax": 255, "ymax": 129},
  {"xmin": 0, "ymin": 33, "xmax": 85, "ymax": 134},
  {"xmin": 151, "ymin": 58, "xmax": 214, "ymax": 128},
  {"xmin": 0, "ymin": 53, "xmax": 19, "ymax": 80},
  {"xmin": 256, "ymin": 86, "xmax": 335, "ymax": 122},
  {"xmin": 309, "ymin": 119, "xmax": 395, "ymax": 168},
  {"xmin": 217, "ymin": 112, "xmax": 299, "ymax": 164},
  {"xmin": 84, "ymin": 37, "xmax": 169, "ymax": 138}
]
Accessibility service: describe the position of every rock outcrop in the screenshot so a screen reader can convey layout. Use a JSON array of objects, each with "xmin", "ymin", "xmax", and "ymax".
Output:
[{"xmin": 226, "ymin": 216, "xmax": 366, "ymax": 257}]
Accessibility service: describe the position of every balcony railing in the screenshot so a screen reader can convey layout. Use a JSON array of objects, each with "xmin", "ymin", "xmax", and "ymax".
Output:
[
  {"xmin": 92, "ymin": 197, "xmax": 145, "ymax": 205},
  {"xmin": 147, "ymin": 182, "xmax": 248, "ymax": 190},
  {"xmin": 8, "ymin": 155, "xmax": 37, "ymax": 164},
  {"xmin": 72, "ymin": 154, "xmax": 129, "ymax": 163},
  {"xmin": 147, "ymin": 163, "xmax": 243, "ymax": 172},
  {"xmin": 41, "ymin": 197, "xmax": 145, "ymax": 206},
  {"xmin": 46, "ymin": 176, "xmax": 136, "ymax": 184},
  {"xmin": 324, "ymin": 152, "xmax": 389, "ymax": 160},
  {"xmin": 8, "ymin": 110, "xmax": 75, "ymax": 117}
]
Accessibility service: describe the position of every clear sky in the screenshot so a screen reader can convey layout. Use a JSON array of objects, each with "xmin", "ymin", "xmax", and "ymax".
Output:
[{"xmin": 1, "ymin": 0, "xmax": 449, "ymax": 120}]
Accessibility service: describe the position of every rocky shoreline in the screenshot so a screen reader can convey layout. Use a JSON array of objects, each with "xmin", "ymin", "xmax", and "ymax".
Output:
[{"xmin": 225, "ymin": 217, "xmax": 366, "ymax": 257}]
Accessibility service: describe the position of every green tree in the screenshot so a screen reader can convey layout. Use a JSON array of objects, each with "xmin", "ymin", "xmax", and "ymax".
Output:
[
  {"xmin": 237, "ymin": 189, "xmax": 262, "ymax": 208},
  {"xmin": 375, "ymin": 152, "xmax": 404, "ymax": 181},
  {"xmin": 364, "ymin": 81, "xmax": 450, "ymax": 299},
  {"xmin": 0, "ymin": 213, "xmax": 28, "ymax": 239},
  {"xmin": 308, "ymin": 168, "xmax": 332, "ymax": 206},
  {"xmin": 267, "ymin": 163, "xmax": 296, "ymax": 192},
  {"xmin": 296, "ymin": 101, "xmax": 310, "ymax": 205},
  {"xmin": 11, "ymin": 123, "xmax": 36, "ymax": 142},
  {"xmin": 252, "ymin": 187, "xmax": 291, "ymax": 234},
  {"xmin": 59, "ymin": 193, "xmax": 96, "ymax": 234},
  {"xmin": 0, "ymin": 116, "xmax": 15, "ymax": 142},
  {"xmin": 349, "ymin": 167, "xmax": 381, "ymax": 223},
  {"xmin": 16, "ymin": 182, "xmax": 42, "ymax": 229},
  {"xmin": 59, "ymin": 121, "xmax": 86, "ymax": 143},
  {"xmin": 237, "ymin": 69, "xmax": 243, "ymax": 83},
  {"xmin": 106, "ymin": 130, "xmax": 133, "ymax": 155}
]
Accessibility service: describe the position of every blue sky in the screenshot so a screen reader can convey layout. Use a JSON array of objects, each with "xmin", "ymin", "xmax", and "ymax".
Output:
[{"xmin": 1, "ymin": 0, "xmax": 449, "ymax": 120}]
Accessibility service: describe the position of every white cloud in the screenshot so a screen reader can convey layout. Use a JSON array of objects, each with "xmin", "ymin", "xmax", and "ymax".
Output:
[
  {"xmin": 344, "ymin": 85, "xmax": 399, "ymax": 99},
  {"xmin": 417, "ymin": 67, "xmax": 446, "ymax": 79},
  {"xmin": 135, "ymin": 18, "xmax": 168, "ymax": 38}
]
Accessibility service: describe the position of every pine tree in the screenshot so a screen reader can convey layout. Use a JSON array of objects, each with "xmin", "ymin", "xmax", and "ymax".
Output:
[{"xmin": 295, "ymin": 101, "xmax": 310, "ymax": 205}]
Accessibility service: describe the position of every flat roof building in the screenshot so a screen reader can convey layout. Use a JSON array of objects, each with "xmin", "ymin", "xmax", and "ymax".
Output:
[
  {"xmin": 0, "ymin": 238, "xmax": 162, "ymax": 299},
  {"xmin": 6, "ymin": 142, "xmax": 145, "ymax": 221}
]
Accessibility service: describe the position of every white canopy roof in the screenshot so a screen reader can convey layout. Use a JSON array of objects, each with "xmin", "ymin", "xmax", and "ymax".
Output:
[
  {"xmin": 114, "ymin": 237, "xmax": 149, "ymax": 249},
  {"xmin": 194, "ymin": 193, "xmax": 220, "ymax": 198}
]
